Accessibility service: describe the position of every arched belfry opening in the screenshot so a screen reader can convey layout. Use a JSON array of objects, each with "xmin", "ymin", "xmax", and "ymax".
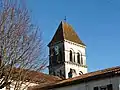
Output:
[
  {"xmin": 70, "ymin": 50, "xmax": 72, "ymax": 62},
  {"xmin": 77, "ymin": 52, "xmax": 80, "ymax": 64}
]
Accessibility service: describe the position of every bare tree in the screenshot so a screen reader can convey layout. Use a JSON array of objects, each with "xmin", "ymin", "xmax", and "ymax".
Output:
[{"xmin": 0, "ymin": 0, "xmax": 47, "ymax": 89}]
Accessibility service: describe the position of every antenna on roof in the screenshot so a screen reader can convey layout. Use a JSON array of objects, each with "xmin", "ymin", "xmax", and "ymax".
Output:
[{"xmin": 64, "ymin": 16, "xmax": 67, "ymax": 22}]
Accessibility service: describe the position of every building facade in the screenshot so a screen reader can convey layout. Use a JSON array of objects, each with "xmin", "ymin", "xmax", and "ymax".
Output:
[
  {"xmin": 35, "ymin": 66, "xmax": 120, "ymax": 90},
  {"xmin": 52, "ymin": 77, "xmax": 118, "ymax": 90},
  {"xmin": 48, "ymin": 21, "xmax": 87, "ymax": 79}
]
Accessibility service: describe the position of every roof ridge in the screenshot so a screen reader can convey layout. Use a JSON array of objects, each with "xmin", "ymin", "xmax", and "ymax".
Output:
[{"xmin": 61, "ymin": 21, "xmax": 65, "ymax": 40}]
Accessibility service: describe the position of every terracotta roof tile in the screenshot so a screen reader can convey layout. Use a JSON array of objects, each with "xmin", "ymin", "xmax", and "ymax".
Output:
[
  {"xmin": 25, "ymin": 70, "xmax": 62, "ymax": 84},
  {"xmin": 63, "ymin": 21, "xmax": 85, "ymax": 46},
  {"xmin": 36, "ymin": 66, "xmax": 120, "ymax": 89},
  {"xmin": 48, "ymin": 21, "xmax": 85, "ymax": 46},
  {"xmin": 2, "ymin": 67, "xmax": 62, "ymax": 84}
]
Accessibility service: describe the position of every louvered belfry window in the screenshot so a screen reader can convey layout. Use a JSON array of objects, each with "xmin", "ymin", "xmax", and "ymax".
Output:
[
  {"xmin": 107, "ymin": 84, "xmax": 113, "ymax": 90},
  {"xmin": 94, "ymin": 87, "xmax": 99, "ymax": 90},
  {"xmin": 93, "ymin": 84, "xmax": 113, "ymax": 90}
]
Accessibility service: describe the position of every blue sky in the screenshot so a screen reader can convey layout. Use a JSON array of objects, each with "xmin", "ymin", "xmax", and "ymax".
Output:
[{"xmin": 26, "ymin": 0, "xmax": 120, "ymax": 72}]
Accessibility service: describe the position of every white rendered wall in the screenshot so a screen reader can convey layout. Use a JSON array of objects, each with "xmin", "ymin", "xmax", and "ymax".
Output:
[
  {"xmin": 64, "ymin": 40, "xmax": 86, "ymax": 64},
  {"xmin": 52, "ymin": 76, "xmax": 120, "ymax": 90},
  {"xmin": 65, "ymin": 62, "xmax": 87, "ymax": 78},
  {"xmin": 64, "ymin": 40, "xmax": 87, "ymax": 78},
  {"xmin": 118, "ymin": 77, "xmax": 120, "ymax": 90}
]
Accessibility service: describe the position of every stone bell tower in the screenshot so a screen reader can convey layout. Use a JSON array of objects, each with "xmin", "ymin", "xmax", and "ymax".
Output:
[{"xmin": 48, "ymin": 21, "xmax": 87, "ymax": 79}]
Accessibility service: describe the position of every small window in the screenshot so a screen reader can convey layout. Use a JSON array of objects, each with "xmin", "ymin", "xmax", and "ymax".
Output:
[
  {"xmin": 60, "ymin": 70, "xmax": 62, "ymax": 76},
  {"xmin": 53, "ymin": 72, "xmax": 56, "ymax": 76},
  {"xmin": 70, "ymin": 50, "xmax": 72, "ymax": 62},
  {"xmin": 77, "ymin": 53, "xmax": 80, "ymax": 64}
]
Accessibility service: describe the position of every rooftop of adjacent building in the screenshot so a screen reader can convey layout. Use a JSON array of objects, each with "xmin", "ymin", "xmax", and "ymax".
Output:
[
  {"xmin": 30, "ymin": 66, "xmax": 120, "ymax": 90},
  {"xmin": 1, "ymin": 66, "xmax": 62, "ymax": 85}
]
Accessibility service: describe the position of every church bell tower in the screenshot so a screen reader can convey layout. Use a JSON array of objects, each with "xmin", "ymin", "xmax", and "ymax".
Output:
[{"xmin": 48, "ymin": 21, "xmax": 87, "ymax": 79}]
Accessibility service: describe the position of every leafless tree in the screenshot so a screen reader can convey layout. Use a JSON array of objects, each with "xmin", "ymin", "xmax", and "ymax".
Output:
[{"xmin": 0, "ymin": 0, "xmax": 47, "ymax": 89}]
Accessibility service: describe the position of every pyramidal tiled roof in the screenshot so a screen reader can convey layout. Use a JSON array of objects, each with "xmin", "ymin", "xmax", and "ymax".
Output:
[{"xmin": 48, "ymin": 21, "xmax": 85, "ymax": 46}]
